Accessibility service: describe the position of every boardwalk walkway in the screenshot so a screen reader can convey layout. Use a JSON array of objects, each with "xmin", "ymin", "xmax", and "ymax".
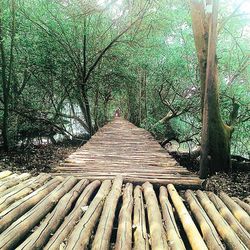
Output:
[
  {"xmin": 55, "ymin": 117, "xmax": 203, "ymax": 188},
  {"xmin": 0, "ymin": 171, "xmax": 249, "ymax": 249}
]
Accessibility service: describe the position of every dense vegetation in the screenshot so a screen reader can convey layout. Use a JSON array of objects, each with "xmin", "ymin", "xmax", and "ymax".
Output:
[{"xmin": 0, "ymin": 0, "xmax": 249, "ymax": 168}]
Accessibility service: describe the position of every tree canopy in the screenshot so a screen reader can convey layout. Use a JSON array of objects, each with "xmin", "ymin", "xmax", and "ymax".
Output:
[{"xmin": 0, "ymin": 0, "xmax": 249, "ymax": 164}]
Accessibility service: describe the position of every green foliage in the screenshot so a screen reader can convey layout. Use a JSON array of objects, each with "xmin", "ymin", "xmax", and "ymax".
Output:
[{"xmin": 0, "ymin": 0, "xmax": 249, "ymax": 157}]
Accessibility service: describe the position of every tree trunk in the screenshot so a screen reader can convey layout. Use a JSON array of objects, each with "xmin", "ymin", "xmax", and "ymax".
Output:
[
  {"xmin": 0, "ymin": 6, "xmax": 9, "ymax": 151},
  {"xmin": 190, "ymin": 0, "xmax": 232, "ymax": 178}
]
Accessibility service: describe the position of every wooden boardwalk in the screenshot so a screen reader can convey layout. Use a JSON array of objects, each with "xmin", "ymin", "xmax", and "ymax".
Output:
[
  {"xmin": 55, "ymin": 117, "xmax": 203, "ymax": 188},
  {"xmin": 0, "ymin": 171, "xmax": 249, "ymax": 249}
]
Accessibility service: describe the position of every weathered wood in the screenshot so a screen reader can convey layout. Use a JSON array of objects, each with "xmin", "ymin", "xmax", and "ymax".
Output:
[
  {"xmin": 160, "ymin": 186, "xmax": 186, "ymax": 250},
  {"xmin": 0, "ymin": 173, "xmax": 50, "ymax": 198},
  {"xmin": 16, "ymin": 179, "xmax": 89, "ymax": 250},
  {"xmin": 167, "ymin": 184, "xmax": 207, "ymax": 250},
  {"xmin": 208, "ymin": 192, "xmax": 250, "ymax": 248},
  {"xmin": 92, "ymin": 176, "xmax": 123, "ymax": 250},
  {"xmin": 0, "ymin": 176, "xmax": 63, "ymax": 233},
  {"xmin": 0, "ymin": 173, "xmax": 31, "ymax": 192},
  {"xmin": 133, "ymin": 186, "xmax": 149, "ymax": 250},
  {"xmin": 232, "ymin": 197, "xmax": 250, "ymax": 215},
  {"xmin": 143, "ymin": 182, "xmax": 168, "ymax": 249},
  {"xmin": 115, "ymin": 183, "xmax": 133, "ymax": 250},
  {"xmin": 0, "ymin": 176, "xmax": 77, "ymax": 250},
  {"xmin": 0, "ymin": 173, "xmax": 50, "ymax": 212},
  {"xmin": 44, "ymin": 180, "xmax": 101, "ymax": 249},
  {"xmin": 66, "ymin": 180, "xmax": 112, "ymax": 249},
  {"xmin": 54, "ymin": 117, "xmax": 202, "ymax": 188},
  {"xmin": 196, "ymin": 190, "xmax": 248, "ymax": 250},
  {"xmin": 185, "ymin": 190, "xmax": 225, "ymax": 250},
  {"xmin": 219, "ymin": 191, "xmax": 250, "ymax": 233},
  {"xmin": 0, "ymin": 170, "xmax": 12, "ymax": 179}
]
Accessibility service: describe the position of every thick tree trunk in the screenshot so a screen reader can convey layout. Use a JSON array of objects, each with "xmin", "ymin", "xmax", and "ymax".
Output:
[
  {"xmin": 200, "ymin": 0, "xmax": 231, "ymax": 177},
  {"xmin": 190, "ymin": 0, "xmax": 232, "ymax": 178}
]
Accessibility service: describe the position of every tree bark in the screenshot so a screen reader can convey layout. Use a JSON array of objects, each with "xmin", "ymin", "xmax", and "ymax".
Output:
[{"xmin": 190, "ymin": 0, "xmax": 232, "ymax": 178}]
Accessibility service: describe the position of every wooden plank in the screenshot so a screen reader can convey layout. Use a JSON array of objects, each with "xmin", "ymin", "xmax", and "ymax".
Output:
[
  {"xmin": 44, "ymin": 180, "xmax": 101, "ymax": 249},
  {"xmin": 142, "ymin": 182, "xmax": 168, "ymax": 249},
  {"xmin": 167, "ymin": 184, "xmax": 208, "ymax": 250},
  {"xmin": 0, "ymin": 176, "xmax": 77, "ymax": 249},
  {"xmin": 185, "ymin": 190, "xmax": 224, "ymax": 249},
  {"xmin": 219, "ymin": 191, "xmax": 250, "ymax": 233},
  {"xmin": 65, "ymin": 180, "xmax": 112, "ymax": 249},
  {"xmin": 92, "ymin": 176, "xmax": 123, "ymax": 250},
  {"xmin": 160, "ymin": 186, "xmax": 186, "ymax": 250},
  {"xmin": 16, "ymin": 179, "xmax": 89, "ymax": 250},
  {"xmin": 115, "ymin": 183, "xmax": 133, "ymax": 250},
  {"xmin": 196, "ymin": 190, "xmax": 248, "ymax": 250},
  {"xmin": 133, "ymin": 186, "xmax": 149, "ymax": 250},
  {"xmin": 0, "ymin": 176, "xmax": 63, "ymax": 233}
]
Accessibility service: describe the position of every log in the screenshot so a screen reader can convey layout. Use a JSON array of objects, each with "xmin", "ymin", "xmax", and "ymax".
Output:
[
  {"xmin": 185, "ymin": 190, "xmax": 224, "ymax": 250},
  {"xmin": 133, "ymin": 186, "xmax": 149, "ymax": 250},
  {"xmin": 0, "ymin": 173, "xmax": 31, "ymax": 192},
  {"xmin": 207, "ymin": 192, "xmax": 250, "ymax": 248},
  {"xmin": 0, "ymin": 170, "xmax": 12, "ymax": 179},
  {"xmin": 0, "ymin": 176, "xmax": 63, "ymax": 233},
  {"xmin": 0, "ymin": 173, "xmax": 18, "ymax": 183},
  {"xmin": 167, "ymin": 184, "xmax": 207, "ymax": 250},
  {"xmin": 143, "ymin": 182, "xmax": 168, "ymax": 249},
  {"xmin": 196, "ymin": 190, "xmax": 248, "ymax": 250},
  {"xmin": 115, "ymin": 183, "xmax": 133, "ymax": 250},
  {"xmin": 65, "ymin": 180, "xmax": 112, "ymax": 249},
  {"xmin": 16, "ymin": 179, "xmax": 89, "ymax": 250},
  {"xmin": 0, "ymin": 174, "xmax": 50, "ymax": 212},
  {"xmin": 92, "ymin": 176, "xmax": 123, "ymax": 250},
  {"xmin": 219, "ymin": 191, "xmax": 250, "ymax": 233},
  {"xmin": 160, "ymin": 186, "xmax": 186, "ymax": 250},
  {"xmin": 232, "ymin": 197, "xmax": 250, "ymax": 215},
  {"xmin": 0, "ymin": 176, "xmax": 77, "ymax": 250},
  {"xmin": 0, "ymin": 173, "xmax": 50, "ymax": 198},
  {"xmin": 44, "ymin": 180, "xmax": 101, "ymax": 249},
  {"xmin": 244, "ymin": 197, "xmax": 250, "ymax": 204}
]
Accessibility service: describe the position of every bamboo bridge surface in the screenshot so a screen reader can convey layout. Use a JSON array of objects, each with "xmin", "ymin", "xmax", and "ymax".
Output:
[
  {"xmin": 0, "ymin": 171, "xmax": 250, "ymax": 250},
  {"xmin": 54, "ymin": 117, "xmax": 203, "ymax": 188}
]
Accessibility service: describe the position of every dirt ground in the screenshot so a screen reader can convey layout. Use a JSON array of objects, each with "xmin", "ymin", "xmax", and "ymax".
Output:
[
  {"xmin": 0, "ymin": 143, "xmax": 249, "ymax": 200},
  {"xmin": 0, "ymin": 143, "xmax": 78, "ymax": 174}
]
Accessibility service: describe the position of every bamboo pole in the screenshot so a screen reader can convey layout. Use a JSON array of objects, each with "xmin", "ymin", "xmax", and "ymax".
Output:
[
  {"xmin": 92, "ymin": 175, "xmax": 123, "ymax": 250},
  {"xmin": 115, "ymin": 183, "xmax": 133, "ymax": 250},
  {"xmin": 196, "ymin": 190, "xmax": 248, "ymax": 250},
  {"xmin": 16, "ymin": 179, "xmax": 89, "ymax": 250},
  {"xmin": 0, "ymin": 176, "xmax": 77, "ymax": 250},
  {"xmin": 159, "ymin": 186, "xmax": 186, "ymax": 250},
  {"xmin": 219, "ymin": 191, "xmax": 250, "ymax": 233},
  {"xmin": 133, "ymin": 186, "xmax": 149, "ymax": 250},
  {"xmin": 143, "ymin": 182, "xmax": 169, "ymax": 250},
  {"xmin": 207, "ymin": 192, "xmax": 250, "ymax": 248},
  {"xmin": 232, "ymin": 197, "xmax": 250, "ymax": 215},
  {"xmin": 45, "ymin": 180, "xmax": 101, "ymax": 249},
  {"xmin": 167, "ymin": 184, "xmax": 207, "ymax": 250},
  {"xmin": 185, "ymin": 190, "xmax": 224, "ymax": 250},
  {"xmin": 66, "ymin": 180, "xmax": 112, "ymax": 250},
  {"xmin": 0, "ymin": 176, "xmax": 63, "ymax": 233}
]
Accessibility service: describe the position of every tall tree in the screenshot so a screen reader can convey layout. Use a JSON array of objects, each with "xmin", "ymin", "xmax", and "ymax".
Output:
[
  {"xmin": 190, "ymin": 0, "xmax": 237, "ymax": 178},
  {"xmin": 0, "ymin": 0, "xmax": 16, "ymax": 151}
]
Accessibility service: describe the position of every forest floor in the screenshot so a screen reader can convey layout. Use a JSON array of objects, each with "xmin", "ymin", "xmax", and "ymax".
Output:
[{"xmin": 0, "ymin": 143, "xmax": 249, "ymax": 200}]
